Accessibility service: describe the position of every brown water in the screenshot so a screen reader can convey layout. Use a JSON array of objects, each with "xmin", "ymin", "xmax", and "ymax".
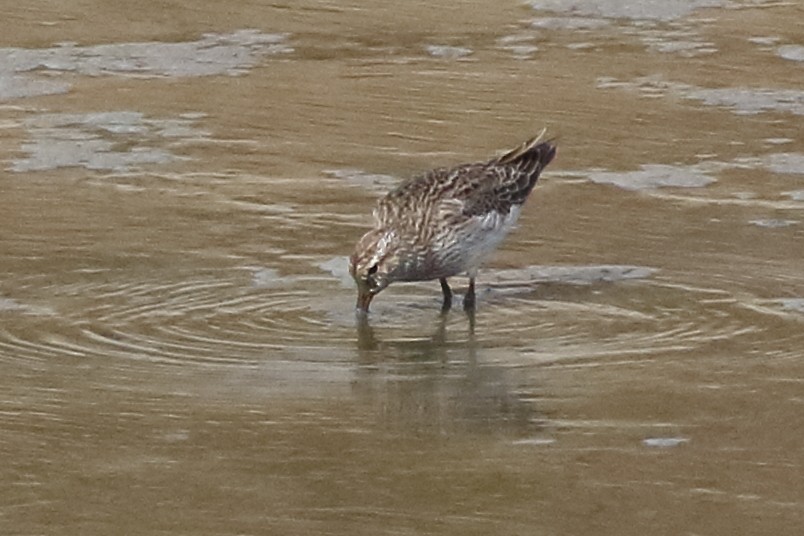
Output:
[{"xmin": 1, "ymin": 1, "xmax": 803, "ymax": 534}]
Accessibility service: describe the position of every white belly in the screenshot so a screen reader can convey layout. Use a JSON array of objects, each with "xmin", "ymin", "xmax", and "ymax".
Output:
[{"xmin": 434, "ymin": 206, "xmax": 522, "ymax": 278}]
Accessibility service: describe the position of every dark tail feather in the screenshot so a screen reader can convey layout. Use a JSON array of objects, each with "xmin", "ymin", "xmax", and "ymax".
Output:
[
  {"xmin": 493, "ymin": 130, "xmax": 557, "ymax": 202},
  {"xmin": 462, "ymin": 131, "xmax": 558, "ymax": 217},
  {"xmin": 493, "ymin": 129, "xmax": 557, "ymax": 193},
  {"xmin": 496, "ymin": 129, "xmax": 557, "ymax": 178}
]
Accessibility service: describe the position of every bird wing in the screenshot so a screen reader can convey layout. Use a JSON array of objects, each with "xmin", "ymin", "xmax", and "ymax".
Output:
[
  {"xmin": 460, "ymin": 137, "xmax": 556, "ymax": 217},
  {"xmin": 374, "ymin": 134, "xmax": 556, "ymax": 226}
]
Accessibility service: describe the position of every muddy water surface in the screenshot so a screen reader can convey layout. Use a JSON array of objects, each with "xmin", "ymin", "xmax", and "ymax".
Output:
[{"xmin": 1, "ymin": 1, "xmax": 803, "ymax": 535}]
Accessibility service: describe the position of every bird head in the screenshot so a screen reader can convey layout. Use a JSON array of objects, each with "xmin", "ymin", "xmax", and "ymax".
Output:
[{"xmin": 349, "ymin": 229, "xmax": 400, "ymax": 313}]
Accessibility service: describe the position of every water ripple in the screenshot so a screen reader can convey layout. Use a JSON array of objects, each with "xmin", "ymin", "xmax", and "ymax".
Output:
[
  {"xmin": 2, "ymin": 256, "xmax": 800, "ymax": 370},
  {"xmin": 2, "ymin": 270, "xmax": 350, "ymax": 368}
]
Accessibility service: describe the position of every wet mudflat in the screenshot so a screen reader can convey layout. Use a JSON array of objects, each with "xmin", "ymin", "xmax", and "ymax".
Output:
[{"xmin": 1, "ymin": 1, "xmax": 802, "ymax": 534}]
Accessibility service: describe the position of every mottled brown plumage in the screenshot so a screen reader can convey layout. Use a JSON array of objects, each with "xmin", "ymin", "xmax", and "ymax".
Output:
[{"xmin": 350, "ymin": 131, "xmax": 557, "ymax": 313}]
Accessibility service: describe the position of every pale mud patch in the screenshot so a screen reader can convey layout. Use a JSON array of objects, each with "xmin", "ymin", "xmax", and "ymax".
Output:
[
  {"xmin": 564, "ymin": 154, "xmax": 802, "ymax": 213},
  {"xmin": 633, "ymin": 28, "xmax": 717, "ymax": 57},
  {"xmin": 527, "ymin": 0, "xmax": 731, "ymax": 21},
  {"xmin": 249, "ymin": 267, "xmax": 287, "ymax": 289},
  {"xmin": 686, "ymin": 87, "xmax": 804, "ymax": 116},
  {"xmin": 0, "ymin": 30, "xmax": 291, "ymax": 101},
  {"xmin": 761, "ymin": 153, "xmax": 804, "ymax": 175},
  {"xmin": 764, "ymin": 138, "xmax": 793, "ymax": 146},
  {"xmin": 317, "ymin": 257, "xmax": 354, "ymax": 288},
  {"xmin": 424, "ymin": 45, "xmax": 473, "ymax": 59},
  {"xmin": 485, "ymin": 264, "xmax": 657, "ymax": 286},
  {"xmin": 0, "ymin": 297, "xmax": 55, "ymax": 316},
  {"xmin": 0, "ymin": 297, "xmax": 27, "ymax": 312},
  {"xmin": 585, "ymin": 164, "xmax": 715, "ymax": 190},
  {"xmin": 496, "ymin": 35, "xmax": 540, "ymax": 60},
  {"xmin": 11, "ymin": 111, "xmax": 209, "ymax": 172},
  {"xmin": 747, "ymin": 36, "xmax": 781, "ymax": 47},
  {"xmin": 779, "ymin": 299, "xmax": 804, "ymax": 314},
  {"xmin": 777, "ymin": 44, "xmax": 804, "ymax": 63},
  {"xmin": 530, "ymin": 17, "xmax": 610, "ymax": 30},
  {"xmin": 0, "ymin": 75, "xmax": 70, "ymax": 101},
  {"xmin": 597, "ymin": 75, "xmax": 804, "ymax": 115},
  {"xmin": 526, "ymin": 0, "xmax": 731, "ymax": 57},
  {"xmin": 739, "ymin": 298, "xmax": 804, "ymax": 319},
  {"xmin": 748, "ymin": 219, "xmax": 798, "ymax": 228},
  {"xmin": 643, "ymin": 437, "xmax": 690, "ymax": 448}
]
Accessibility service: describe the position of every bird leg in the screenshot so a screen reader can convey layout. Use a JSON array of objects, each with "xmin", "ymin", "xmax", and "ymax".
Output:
[
  {"xmin": 439, "ymin": 278, "xmax": 452, "ymax": 311},
  {"xmin": 463, "ymin": 278, "xmax": 476, "ymax": 311}
]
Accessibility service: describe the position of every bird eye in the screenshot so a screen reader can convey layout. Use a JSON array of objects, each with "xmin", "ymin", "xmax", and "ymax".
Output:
[{"xmin": 367, "ymin": 264, "xmax": 378, "ymax": 275}]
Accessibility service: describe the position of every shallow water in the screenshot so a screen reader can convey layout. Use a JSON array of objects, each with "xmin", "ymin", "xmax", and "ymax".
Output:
[{"xmin": 1, "ymin": 1, "xmax": 803, "ymax": 534}]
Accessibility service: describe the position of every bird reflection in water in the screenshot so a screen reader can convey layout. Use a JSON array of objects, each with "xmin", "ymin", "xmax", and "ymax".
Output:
[{"xmin": 353, "ymin": 309, "xmax": 546, "ymax": 439}]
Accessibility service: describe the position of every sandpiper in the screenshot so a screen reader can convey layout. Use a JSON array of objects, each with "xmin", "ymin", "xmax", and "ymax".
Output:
[{"xmin": 349, "ymin": 131, "xmax": 557, "ymax": 313}]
